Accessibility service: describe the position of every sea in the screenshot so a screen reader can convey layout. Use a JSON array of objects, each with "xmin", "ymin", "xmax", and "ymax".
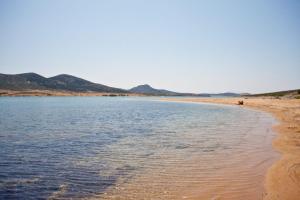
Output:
[{"xmin": 0, "ymin": 97, "xmax": 278, "ymax": 199}]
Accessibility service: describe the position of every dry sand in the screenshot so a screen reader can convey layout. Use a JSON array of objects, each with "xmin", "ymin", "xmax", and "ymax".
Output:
[{"xmin": 163, "ymin": 97, "xmax": 300, "ymax": 200}]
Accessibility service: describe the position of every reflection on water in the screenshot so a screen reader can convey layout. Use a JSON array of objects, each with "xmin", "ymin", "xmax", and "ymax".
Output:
[{"xmin": 0, "ymin": 97, "xmax": 277, "ymax": 199}]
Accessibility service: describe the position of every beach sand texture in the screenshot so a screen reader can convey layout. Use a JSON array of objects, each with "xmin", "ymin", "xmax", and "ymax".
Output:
[{"xmin": 163, "ymin": 97, "xmax": 300, "ymax": 200}]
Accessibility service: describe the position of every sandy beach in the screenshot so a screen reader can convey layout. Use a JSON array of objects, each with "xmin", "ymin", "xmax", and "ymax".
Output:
[
  {"xmin": 162, "ymin": 97, "xmax": 300, "ymax": 200},
  {"xmin": 1, "ymin": 0, "xmax": 299, "ymax": 199}
]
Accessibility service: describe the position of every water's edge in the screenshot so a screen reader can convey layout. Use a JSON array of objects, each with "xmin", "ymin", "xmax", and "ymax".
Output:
[
  {"xmin": 159, "ymin": 98, "xmax": 280, "ymax": 199},
  {"xmin": 0, "ymin": 97, "xmax": 280, "ymax": 199}
]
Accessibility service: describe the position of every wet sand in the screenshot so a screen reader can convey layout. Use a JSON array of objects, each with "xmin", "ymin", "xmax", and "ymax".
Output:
[{"xmin": 163, "ymin": 97, "xmax": 300, "ymax": 200}]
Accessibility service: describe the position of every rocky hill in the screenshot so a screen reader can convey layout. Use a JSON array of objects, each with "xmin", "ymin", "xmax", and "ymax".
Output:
[{"xmin": 0, "ymin": 73, "xmax": 127, "ymax": 93}]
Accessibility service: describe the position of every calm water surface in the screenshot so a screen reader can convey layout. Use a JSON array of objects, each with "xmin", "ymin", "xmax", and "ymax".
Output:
[{"xmin": 0, "ymin": 97, "xmax": 277, "ymax": 199}]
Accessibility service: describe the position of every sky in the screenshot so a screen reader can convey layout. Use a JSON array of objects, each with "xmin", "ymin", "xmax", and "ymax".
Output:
[{"xmin": 0, "ymin": 0, "xmax": 299, "ymax": 93}]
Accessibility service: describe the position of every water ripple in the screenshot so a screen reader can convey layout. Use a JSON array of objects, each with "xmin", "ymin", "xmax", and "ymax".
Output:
[{"xmin": 0, "ymin": 97, "xmax": 277, "ymax": 199}]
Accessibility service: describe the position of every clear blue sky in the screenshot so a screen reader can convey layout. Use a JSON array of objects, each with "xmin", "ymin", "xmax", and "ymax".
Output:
[{"xmin": 0, "ymin": 0, "xmax": 299, "ymax": 93}]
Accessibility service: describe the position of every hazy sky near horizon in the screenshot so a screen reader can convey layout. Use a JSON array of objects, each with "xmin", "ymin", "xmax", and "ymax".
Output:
[{"xmin": 0, "ymin": 0, "xmax": 299, "ymax": 93}]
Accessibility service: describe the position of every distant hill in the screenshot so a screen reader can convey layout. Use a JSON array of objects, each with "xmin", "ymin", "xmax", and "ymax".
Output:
[
  {"xmin": 0, "ymin": 73, "xmax": 127, "ymax": 93},
  {"xmin": 129, "ymin": 84, "xmax": 178, "ymax": 96},
  {"xmin": 129, "ymin": 84, "xmax": 210, "ymax": 96},
  {"xmin": 0, "ymin": 72, "xmax": 261, "ymax": 97},
  {"xmin": 245, "ymin": 89, "xmax": 300, "ymax": 98}
]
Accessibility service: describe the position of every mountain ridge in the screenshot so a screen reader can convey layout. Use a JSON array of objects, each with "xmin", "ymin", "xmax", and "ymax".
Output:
[
  {"xmin": 0, "ymin": 72, "xmax": 244, "ymax": 96},
  {"xmin": 129, "ymin": 84, "xmax": 211, "ymax": 96},
  {"xmin": 0, "ymin": 73, "xmax": 127, "ymax": 93}
]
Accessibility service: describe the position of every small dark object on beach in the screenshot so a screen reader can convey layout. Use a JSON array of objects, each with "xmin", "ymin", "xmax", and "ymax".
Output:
[{"xmin": 238, "ymin": 100, "xmax": 244, "ymax": 105}]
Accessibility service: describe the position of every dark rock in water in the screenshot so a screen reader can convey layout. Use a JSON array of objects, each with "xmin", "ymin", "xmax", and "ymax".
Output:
[{"xmin": 238, "ymin": 100, "xmax": 244, "ymax": 105}]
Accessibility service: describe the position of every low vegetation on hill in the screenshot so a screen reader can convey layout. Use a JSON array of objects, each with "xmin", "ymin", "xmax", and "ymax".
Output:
[
  {"xmin": 245, "ymin": 89, "xmax": 300, "ymax": 99},
  {"xmin": 0, "ymin": 73, "xmax": 127, "ymax": 93}
]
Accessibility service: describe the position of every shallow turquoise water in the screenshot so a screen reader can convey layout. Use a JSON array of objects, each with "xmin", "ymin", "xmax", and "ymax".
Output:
[{"xmin": 0, "ymin": 97, "xmax": 276, "ymax": 199}]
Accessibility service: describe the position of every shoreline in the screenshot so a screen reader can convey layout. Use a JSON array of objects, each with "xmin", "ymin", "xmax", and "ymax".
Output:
[
  {"xmin": 89, "ymin": 98, "xmax": 278, "ymax": 200},
  {"xmin": 1, "ymin": 95, "xmax": 299, "ymax": 199},
  {"xmin": 0, "ymin": 89, "xmax": 144, "ymax": 97},
  {"xmin": 162, "ymin": 97, "xmax": 300, "ymax": 199}
]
